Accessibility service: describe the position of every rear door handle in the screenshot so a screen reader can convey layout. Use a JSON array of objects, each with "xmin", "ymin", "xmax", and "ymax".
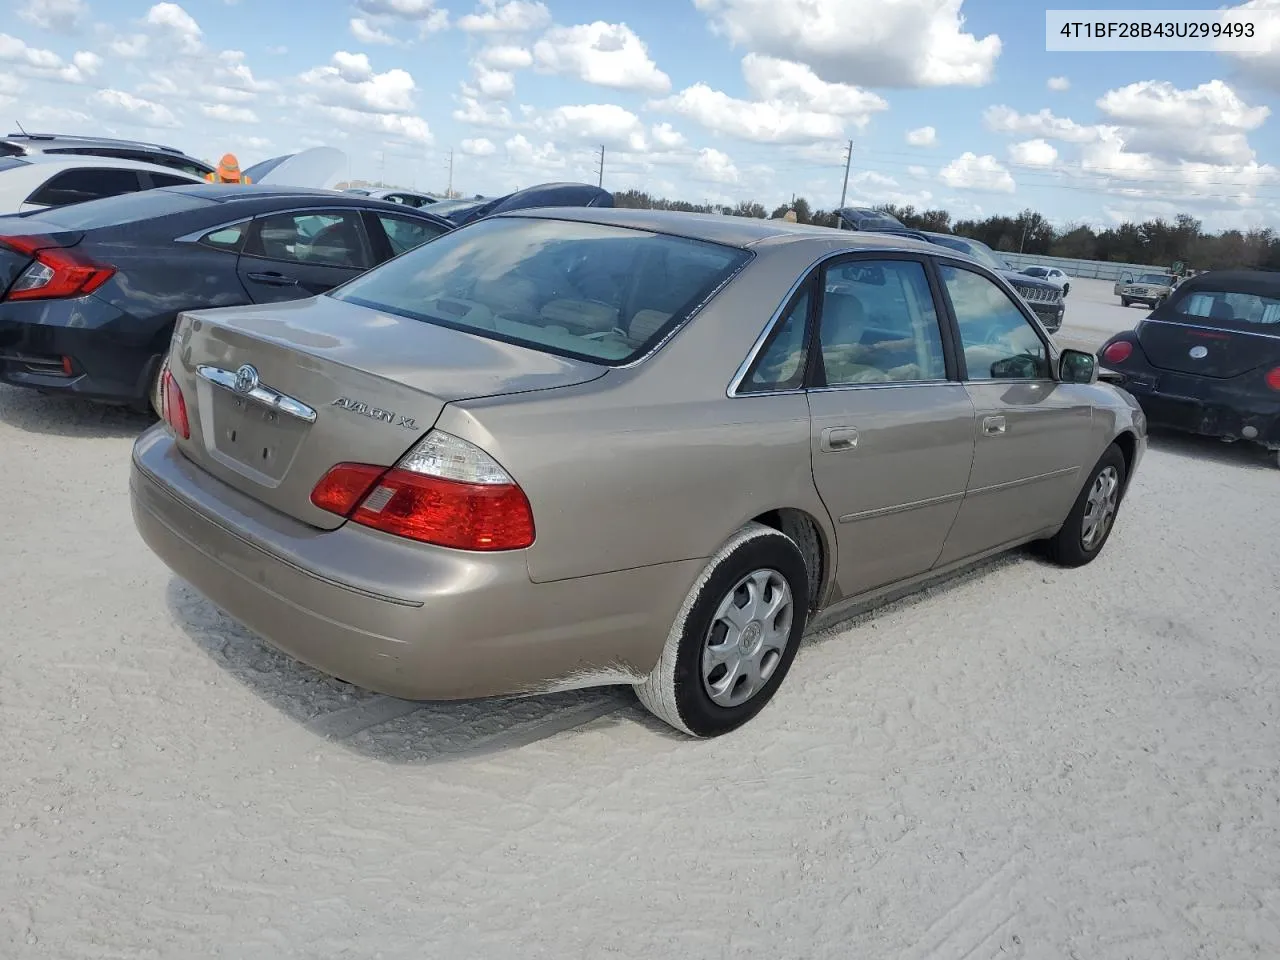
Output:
[
  {"xmin": 820, "ymin": 426, "xmax": 859, "ymax": 452},
  {"xmin": 982, "ymin": 415, "xmax": 1007, "ymax": 436},
  {"xmin": 247, "ymin": 271, "xmax": 299, "ymax": 287}
]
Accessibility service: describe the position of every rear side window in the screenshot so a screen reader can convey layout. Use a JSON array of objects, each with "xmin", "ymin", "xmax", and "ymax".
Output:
[
  {"xmin": 375, "ymin": 213, "xmax": 448, "ymax": 256},
  {"xmin": 148, "ymin": 172, "xmax": 198, "ymax": 188},
  {"xmin": 21, "ymin": 188, "xmax": 213, "ymax": 227},
  {"xmin": 739, "ymin": 284, "xmax": 812, "ymax": 394},
  {"xmin": 333, "ymin": 216, "xmax": 751, "ymax": 364},
  {"xmin": 247, "ymin": 211, "xmax": 373, "ymax": 269},
  {"xmin": 27, "ymin": 168, "xmax": 143, "ymax": 207},
  {"xmin": 199, "ymin": 221, "xmax": 250, "ymax": 253},
  {"xmin": 1175, "ymin": 290, "xmax": 1280, "ymax": 328}
]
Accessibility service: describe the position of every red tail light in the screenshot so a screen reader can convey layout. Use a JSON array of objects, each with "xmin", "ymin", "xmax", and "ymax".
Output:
[
  {"xmin": 310, "ymin": 431, "xmax": 535, "ymax": 551},
  {"xmin": 1101, "ymin": 341, "xmax": 1133, "ymax": 365},
  {"xmin": 160, "ymin": 368, "xmax": 190, "ymax": 439},
  {"xmin": 0, "ymin": 235, "xmax": 115, "ymax": 302},
  {"xmin": 1266, "ymin": 367, "xmax": 1280, "ymax": 392}
]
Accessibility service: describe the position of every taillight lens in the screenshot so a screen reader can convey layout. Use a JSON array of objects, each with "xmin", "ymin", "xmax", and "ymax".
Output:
[
  {"xmin": 1101, "ymin": 341, "xmax": 1133, "ymax": 365},
  {"xmin": 310, "ymin": 431, "xmax": 535, "ymax": 551},
  {"xmin": 0, "ymin": 235, "xmax": 115, "ymax": 302},
  {"xmin": 160, "ymin": 367, "xmax": 190, "ymax": 439},
  {"xmin": 1266, "ymin": 367, "xmax": 1280, "ymax": 392}
]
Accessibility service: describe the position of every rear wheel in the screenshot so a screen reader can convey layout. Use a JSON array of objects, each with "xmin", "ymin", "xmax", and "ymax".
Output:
[
  {"xmin": 1043, "ymin": 444, "xmax": 1127, "ymax": 567},
  {"xmin": 635, "ymin": 522, "xmax": 809, "ymax": 737}
]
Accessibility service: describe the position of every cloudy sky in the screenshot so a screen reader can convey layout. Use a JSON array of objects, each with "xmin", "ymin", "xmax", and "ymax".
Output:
[{"xmin": 1, "ymin": 0, "xmax": 1278, "ymax": 229}]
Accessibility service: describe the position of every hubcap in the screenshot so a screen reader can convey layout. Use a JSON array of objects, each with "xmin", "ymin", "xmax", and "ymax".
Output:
[
  {"xmin": 701, "ymin": 569, "xmax": 794, "ymax": 709},
  {"xmin": 1081, "ymin": 465, "xmax": 1120, "ymax": 550}
]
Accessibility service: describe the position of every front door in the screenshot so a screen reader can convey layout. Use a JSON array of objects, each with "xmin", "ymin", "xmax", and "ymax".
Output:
[
  {"xmin": 236, "ymin": 209, "xmax": 374, "ymax": 303},
  {"xmin": 805, "ymin": 256, "xmax": 977, "ymax": 599},
  {"xmin": 934, "ymin": 262, "xmax": 1095, "ymax": 565}
]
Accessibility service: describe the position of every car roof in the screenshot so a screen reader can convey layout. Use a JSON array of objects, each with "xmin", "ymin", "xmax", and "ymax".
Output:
[
  {"xmin": 147, "ymin": 183, "xmax": 456, "ymax": 222},
  {"xmin": 1173, "ymin": 269, "xmax": 1280, "ymax": 298},
  {"xmin": 493, "ymin": 206, "xmax": 939, "ymax": 253},
  {"xmin": 1, "ymin": 132, "xmax": 195, "ymax": 154},
  {"xmin": 1, "ymin": 153, "xmax": 206, "ymax": 179}
]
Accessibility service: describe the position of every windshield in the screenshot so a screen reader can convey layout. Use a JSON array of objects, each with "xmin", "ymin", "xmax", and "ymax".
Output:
[
  {"xmin": 1174, "ymin": 289, "xmax": 1280, "ymax": 329},
  {"xmin": 1138, "ymin": 273, "xmax": 1173, "ymax": 285},
  {"xmin": 428, "ymin": 198, "xmax": 486, "ymax": 216},
  {"xmin": 15, "ymin": 188, "xmax": 212, "ymax": 228},
  {"xmin": 928, "ymin": 234, "xmax": 1005, "ymax": 271},
  {"xmin": 332, "ymin": 216, "xmax": 751, "ymax": 364},
  {"xmin": 1023, "ymin": 267, "xmax": 1048, "ymax": 277}
]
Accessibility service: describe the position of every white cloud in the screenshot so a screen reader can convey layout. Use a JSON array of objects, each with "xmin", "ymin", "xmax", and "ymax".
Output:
[
  {"xmin": 88, "ymin": 89, "xmax": 181, "ymax": 129},
  {"xmin": 1095, "ymin": 79, "xmax": 1267, "ymax": 165},
  {"xmin": 983, "ymin": 105, "xmax": 1101, "ymax": 143},
  {"xmin": 144, "ymin": 3, "xmax": 203, "ymax": 54},
  {"xmin": 504, "ymin": 133, "xmax": 565, "ymax": 169},
  {"xmin": 1221, "ymin": 0, "xmax": 1280, "ymax": 89},
  {"xmin": 350, "ymin": 18, "xmax": 398, "ymax": 44},
  {"xmin": 692, "ymin": 147, "xmax": 740, "ymax": 183},
  {"xmin": 939, "ymin": 152, "xmax": 1015, "ymax": 192},
  {"xmin": 461, "ymin": 137, "xmax": 497, "ymax": 156},
  {"xmin": 908, "ymin": 164, "xmax": 928, "ymax": 177},
  {"xmin": 476, "ymin": 44, "xmax": 533, "ymax": 69},
  {"xmin": 299, "ymin": 51, "xmax": 416, "ymax": 113},
  {"xmin": 18, "ymin": 0, "xmax": 88, "ymax": 32},
  {"xmin": 906, "ymin": 125, "xmax": 937, "ymax": 147},
  {"xmin": 321, "ymin": 105, "xmax": 432, "ymax": 143},
  {"xmin": 693, "ymin": 0, "xmax": 1001, "ymax": 87},
  {"xmin": 533, "ymin": 22, "xmax": 670, "ymax": 93},
  {"xmin": 741, "ymin": 54, "xmax": 886, "ymax": 116},
  {"xmin": 355, "ymin": 0, "xmax": 439, "ymax": 16},
  {"xmin": 453, "ymin": 92, "xmax": 514, "ymax": 127},
  {"xmin": 0, "ymin": 33, "xmax": 99, "ymax": 82},
  {"xmin": 1009, "ymin": 138, "xmax": 1058, "ymax": 167},
  {"xmin": 539, "ymin": 103, "xmax": 648, "ymax": 151},
  {"xmin": 108, "ymin": 34, "xmax": 149, "ymax": 58},
  {"xmin": 473, "ymin": 66, "xmax": 515, "ymax": 98},
  {"xmin": 200, "ymin": 103, "xmax": 260, "ymax": 124},
  {"xmin": 459, "ymin": 0, "xmax": 551, "ymax": 34},
  {"xmin": 1047, "ymin": 75, "xmax": 1070, "ymax": 91},
  {"xmin": 650, "ymin": 122, "xmax": 685, "ymax": 149}
]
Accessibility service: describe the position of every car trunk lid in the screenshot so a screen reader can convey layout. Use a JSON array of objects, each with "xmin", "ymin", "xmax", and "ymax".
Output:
[
  {"xmin": 167, "ymin": 295, "xmax": 607, "ymax": 530},
  {"xmin": 1136, "ymin": 318, "xmax": 1280, "ymax": 379}
]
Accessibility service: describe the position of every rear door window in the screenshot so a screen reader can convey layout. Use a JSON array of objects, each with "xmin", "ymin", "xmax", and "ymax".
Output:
[
  {"xmin": 374, "ymin": 213, "xmax": 448, "ymax": 256},
  {"xmin": 26, "ymin": 168, "xmax": 144, "ymax": 207},
  {"xmin": 246, "ymin": 211, "xmax": 374, "ymax": 269}
]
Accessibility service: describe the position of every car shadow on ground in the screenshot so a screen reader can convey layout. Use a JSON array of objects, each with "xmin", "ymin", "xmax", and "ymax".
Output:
[
  {"xmin": 0, "ymin": 384, "xmax": 152, "ymax": 439},
  {"xmin": 1146, "ymin": 427, "xmax": 1275, "ymax": 471},
  {"xmin": 163, "ymin": 577, "xmax": 653, "ymax": 764}
]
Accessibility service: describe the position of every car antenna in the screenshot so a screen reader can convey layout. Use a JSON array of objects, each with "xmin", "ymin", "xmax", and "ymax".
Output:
[{"xmin": 14, "ymin": 120, "xmax": 28, "ymax": 135}]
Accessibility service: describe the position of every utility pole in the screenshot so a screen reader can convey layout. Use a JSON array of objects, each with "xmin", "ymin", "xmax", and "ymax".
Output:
[
  {"xmin": 596, "ymin": 145, "xmax": 605, "ymax": 188},
  {"xmin": 1019, "ymin": 218, "xmax": 1028, "ymax": 253},
  {"xmin": 446, "ymin": 149, "xmax": 454, "ymax": 198},
  {"xmin": 378, "ymin": 150, "xmax": 385, "ymax": 187},
  {"xmin": 838, "ymin": 139, "xmax": 853, "ymax": 210}
]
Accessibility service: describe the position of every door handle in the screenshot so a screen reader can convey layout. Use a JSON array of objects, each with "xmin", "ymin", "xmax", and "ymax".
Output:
[
  {"xmin": 982, "ymin": 415, "xmax": 1007, "ymax": 436},
  {"xmin": 247, "ymin": 271, "xmax": 299, "ymax": 286},
  {"xmin": 820, "ymin": 426, "xmax": 859, "ymax": 452}
]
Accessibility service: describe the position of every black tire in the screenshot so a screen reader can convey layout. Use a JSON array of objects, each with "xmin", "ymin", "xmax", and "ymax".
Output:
[
  {"xmin": 1062, "ymin": 283, "xmax": 1069, "ymax": 297},
  {"xmin": 635, "ymin": 522, "xmax": 809, "ymax": 737},
  {"xmin": 1120, "ymin": 297, "xmax": 1131, "ymax": 307},
  {"xmin": 1043, "ymin": 444, "xmax": 1128, "ymax": 567}
]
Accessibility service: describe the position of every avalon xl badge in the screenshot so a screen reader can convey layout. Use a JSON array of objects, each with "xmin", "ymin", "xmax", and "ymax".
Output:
[{"xmin": 332, "ymin": 397, "xmax": 419, "ymax": 430}]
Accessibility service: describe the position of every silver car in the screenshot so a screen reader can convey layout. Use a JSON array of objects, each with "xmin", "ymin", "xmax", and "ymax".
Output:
[{"xmin": 131, "ymin": 209, "xmax": 1146, "ymax": 737}]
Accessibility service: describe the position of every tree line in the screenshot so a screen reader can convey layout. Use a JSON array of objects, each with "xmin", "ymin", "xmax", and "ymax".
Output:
[{"xmin": 611, "ymin": 189, "xmax": 1280, "ymax": 271}]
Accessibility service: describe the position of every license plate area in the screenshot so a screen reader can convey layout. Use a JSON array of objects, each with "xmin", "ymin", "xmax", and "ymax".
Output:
[{"xmin": 205, "ymin": 388, "xmax": 307, "ymax": 484}]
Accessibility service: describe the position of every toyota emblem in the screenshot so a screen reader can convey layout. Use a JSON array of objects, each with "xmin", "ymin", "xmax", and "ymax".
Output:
[
  {"xmin": 233, "ymin": 364, "xmax": 260, "ymax": 394},
  {"xmin": 1188, "ymin": 346, "xmax": 1209, "ymax": 360}
]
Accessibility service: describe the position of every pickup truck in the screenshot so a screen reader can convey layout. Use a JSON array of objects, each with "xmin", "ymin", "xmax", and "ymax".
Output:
[{"xmin": 1114, "ymin": 271, "xmax": 1175, "ymax": 308}]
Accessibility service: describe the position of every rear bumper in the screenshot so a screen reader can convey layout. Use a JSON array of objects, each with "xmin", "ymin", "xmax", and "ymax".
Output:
[
  {"xmin": 130, "ymin": 426, "xmax": 698, "ymax": 700},
  {"xmin": 0, "ymin": 296, "xmax": 160, "ymax": 403},
  {"xmin": 1117, "ymin": 372, "xmax": 1280, "ymax": 447}
]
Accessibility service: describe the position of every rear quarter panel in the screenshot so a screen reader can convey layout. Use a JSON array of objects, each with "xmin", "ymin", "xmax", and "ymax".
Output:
[{"xmin": 439, "ymin": 242, "xmax": 840, "ymax": 585}]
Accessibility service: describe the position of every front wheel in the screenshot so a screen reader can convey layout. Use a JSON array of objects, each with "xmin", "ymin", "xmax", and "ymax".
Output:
[
  {"xmin": 1042, "ymin": 444, "xmax": 1127, "ymax": 567},
  {"xmin": 1062, "ymin": 283, "xmax": 1069, "ymax": 296},
  {"xmin": 635, "ymin": 522, "xmax": 809, "ymax": 737},
  {"xmin": 1120, "ymin": 297, "xmax": 1131, "ymax": 307}
]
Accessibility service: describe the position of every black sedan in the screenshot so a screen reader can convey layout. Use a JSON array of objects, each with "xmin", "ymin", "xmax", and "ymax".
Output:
[
  {"xmin": 0, "ymin": 184, "xmax": 458, "ymax": 410},
  {"xmin": 1097, "ymin": 269, "xmax": 1280, "ymax": 467},
  {"xmin": 440, "ymin": 182, "xmax": 612, "ymax": 227}
]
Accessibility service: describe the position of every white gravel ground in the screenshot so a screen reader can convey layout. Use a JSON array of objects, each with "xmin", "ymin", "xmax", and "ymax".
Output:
[{"xmin": 2, "ymin": 284, "xmax": 1278, "ymax": 958}]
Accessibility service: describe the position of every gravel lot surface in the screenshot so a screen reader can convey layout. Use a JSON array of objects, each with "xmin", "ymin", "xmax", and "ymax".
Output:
[{"xmin": 2, "ymin": 277, "xmax": 1277, "ymax": 959}]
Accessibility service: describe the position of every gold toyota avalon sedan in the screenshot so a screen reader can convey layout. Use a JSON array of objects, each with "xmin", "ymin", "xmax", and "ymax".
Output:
[{"xmin": 131, "ymin": 208, "xmax": 1146, "ymax": 737}]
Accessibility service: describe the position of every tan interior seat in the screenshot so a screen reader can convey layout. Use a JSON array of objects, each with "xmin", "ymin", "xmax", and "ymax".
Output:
[
  {"xmin": 539, "ymin": 299, "xmax": 618, "ymax": 335},
  {"xmin": 628, "ymin": 309, "xmax": 672, "ymax": 342}
]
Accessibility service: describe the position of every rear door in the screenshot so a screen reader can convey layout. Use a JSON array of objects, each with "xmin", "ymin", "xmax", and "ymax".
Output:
[
  {"xmin": 803, "ymin": 254, "xmax": 977, "ymax": 597},
  {"xmin": 20, "ymin": 167, "xmax": 144, "ymax": 212},
  {"xmin": 236, "ymin": 208, "xmax": 374, "ymax": 302},
  {"xmin": 934, "ymin": 261, "xmax": 1094, "ymax": 564}
]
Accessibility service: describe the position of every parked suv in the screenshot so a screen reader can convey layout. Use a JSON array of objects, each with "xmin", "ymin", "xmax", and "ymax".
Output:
[
  {"xmin": 0, "ymin": 133, "xmax": 214, "ymax": 179},
  {"xmin": 1114, "ymin": 271, "xmax": 1175, "ymax": 309}
]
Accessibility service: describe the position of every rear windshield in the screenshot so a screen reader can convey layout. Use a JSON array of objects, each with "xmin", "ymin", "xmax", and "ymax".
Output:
[
  {"xmin": 1023, "ymin": 267, "xmax": 1047, "ymax": 277},
  {"xmin": 332, "ymin": 215, "xmax": 751, "ymax": 364},
  {"xmin": 1173, "ymin": 289, "xmax": 1280, "ymax": 329},
  {"xmin": 17, "ymin": 188, "xmax": 212, "ymax": 228},
  {"xmin": 930, "ymin": 234, "xmax": 1004, "ymax": 271},
  {"xmin": 1137, "ymin": 273, "xmax": 1173, "ymax": 285}
]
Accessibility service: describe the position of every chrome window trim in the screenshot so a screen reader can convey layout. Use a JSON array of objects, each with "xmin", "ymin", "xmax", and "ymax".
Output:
[{"xmin": 1142, "ymin": 317, "xmax": 1280, "ymax": 341}]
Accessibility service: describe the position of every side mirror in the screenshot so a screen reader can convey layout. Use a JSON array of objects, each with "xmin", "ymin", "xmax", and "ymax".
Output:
[{"xmin": 1059, "ymin": 349, "xmax": 1098, "ymax": 384}]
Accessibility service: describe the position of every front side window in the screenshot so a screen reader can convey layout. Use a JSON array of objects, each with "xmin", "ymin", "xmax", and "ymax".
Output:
[
  {"xmin": 940, "ymin": 264, "xmax": 1050, "ymax": 380},
  {"xmin": 248, "ymin": 211, "xmax": 373, "ymax": 269},
  {"xmin": 739, "ymin": 285, "xmax": 811, "ymax": 394},
  {"xmin": 817, "ymin": 259, "xmax": 947, "ymax": 385},
  {"xmin": 376, "ymin": 214, "xmax": 448, "ymax": 256},
  {"xmin": 333, "ymin": 216, "xmax": 750, "ymax": 364},
  {"xmin": 27, "ymin": 168, "xmax": 143, "ymax": 207}
]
